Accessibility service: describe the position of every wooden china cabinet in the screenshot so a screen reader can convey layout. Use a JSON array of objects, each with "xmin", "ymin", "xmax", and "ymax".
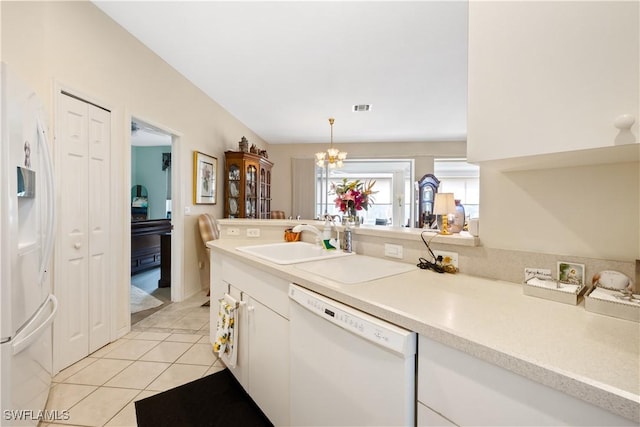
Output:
[{"xmin": 224, "ymin": 151, "xmax": 273, "ymax": 219}]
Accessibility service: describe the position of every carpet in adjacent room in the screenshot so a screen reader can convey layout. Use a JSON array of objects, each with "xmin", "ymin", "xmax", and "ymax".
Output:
[
  {"xmin": 135, "ymin": 369, "xmax": 273, "ymax": 427},
  {"xmin": 130, "ymin": 285, "xmax": 164, "ymax": 314}
]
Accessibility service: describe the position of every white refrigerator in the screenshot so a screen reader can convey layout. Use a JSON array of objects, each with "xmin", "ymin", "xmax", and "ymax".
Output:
[{"xmin": 0, "ymin": 63, "xmax": 58, "ymax": 426}]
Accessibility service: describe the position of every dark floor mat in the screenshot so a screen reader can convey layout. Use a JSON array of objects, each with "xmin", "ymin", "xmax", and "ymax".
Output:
[{"xmin": 135, "ymin": 369, "xmax": 273, "ymax": 427}]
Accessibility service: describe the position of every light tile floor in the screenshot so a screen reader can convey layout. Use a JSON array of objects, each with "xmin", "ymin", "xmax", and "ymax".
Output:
[{"xmin": 40, "ymin": 291, "xmax": 222, "ymax": 427}]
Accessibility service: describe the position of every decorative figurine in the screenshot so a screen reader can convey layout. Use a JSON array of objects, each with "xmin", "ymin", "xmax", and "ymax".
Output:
[{"xmin": 238, "ymin": 136, "xmax": 249, "ymax": 152}]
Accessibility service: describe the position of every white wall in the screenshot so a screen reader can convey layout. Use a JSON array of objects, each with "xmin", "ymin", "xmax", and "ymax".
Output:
[{"xmin": 1, "ymin": 1, "xmax": 268, "ymax": 336}]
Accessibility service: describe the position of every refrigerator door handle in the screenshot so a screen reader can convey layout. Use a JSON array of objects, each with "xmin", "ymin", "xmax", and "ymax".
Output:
[
  {"xmin": 37, "ymin": 116, "xmax": 56, "ymax": 285},
  {"xmin": 12, "ymin": 294, "xmax": 58, "ymax": 356}
]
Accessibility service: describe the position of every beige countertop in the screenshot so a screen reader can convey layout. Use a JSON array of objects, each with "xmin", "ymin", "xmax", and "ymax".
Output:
[{"xmin": 208, "ymin": 238, "xmax": 640, "ymax": 423}]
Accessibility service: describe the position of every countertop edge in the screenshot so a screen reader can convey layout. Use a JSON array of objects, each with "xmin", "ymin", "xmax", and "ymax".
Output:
[{"xmin": 207, "ymin": 240, "xmax": 640, "ymax": 422}]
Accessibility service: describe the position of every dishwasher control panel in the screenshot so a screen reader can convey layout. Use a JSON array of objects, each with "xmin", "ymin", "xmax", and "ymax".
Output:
[{"xmin": 289, "ymin": 284, "xmax": 416, "ymax": 355}]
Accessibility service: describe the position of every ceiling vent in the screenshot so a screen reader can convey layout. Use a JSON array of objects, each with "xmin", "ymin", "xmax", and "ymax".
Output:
[{"xmin": 352, "ymin": 104, "xmax": 372, "ymax": 112}]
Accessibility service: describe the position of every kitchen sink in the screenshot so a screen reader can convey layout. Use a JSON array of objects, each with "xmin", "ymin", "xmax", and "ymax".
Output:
[
  {"xmin": 236, "ymin": 241, "xmax": 354, "ymax": 265},
  {"xmin": 294, "ymin": 254, "xmax": 415, "ymax": 284}
]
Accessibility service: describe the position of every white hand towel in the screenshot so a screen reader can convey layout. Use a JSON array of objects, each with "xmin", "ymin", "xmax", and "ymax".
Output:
[{"xmin": 214, "ymin": 293, "xmax": 239, "ymax": 368}]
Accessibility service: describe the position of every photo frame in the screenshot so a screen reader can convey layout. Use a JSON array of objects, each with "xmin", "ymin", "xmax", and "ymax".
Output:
[
  {"xmin": 193, "ymin": 151, "xmax": 217, "ymax": 204},
  {"xmin": 557, "ymin": 261, "xmax": 585, "ymax": 286}
]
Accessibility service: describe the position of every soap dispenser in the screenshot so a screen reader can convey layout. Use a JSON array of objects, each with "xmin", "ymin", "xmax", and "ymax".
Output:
[{"xmin": 322, "ymin": 217, "xmax": 332, "ymax": 241}]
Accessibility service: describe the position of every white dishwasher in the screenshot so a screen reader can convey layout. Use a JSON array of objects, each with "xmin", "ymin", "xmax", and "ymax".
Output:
[{"xmin": 289, "ymin": 284, "xmax": 416, "ymax": 426}]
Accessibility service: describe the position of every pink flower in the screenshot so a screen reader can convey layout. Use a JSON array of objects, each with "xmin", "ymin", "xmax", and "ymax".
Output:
[{"xmin": 330, "ymin": 179, "xmax": 377, "ymax": 214}]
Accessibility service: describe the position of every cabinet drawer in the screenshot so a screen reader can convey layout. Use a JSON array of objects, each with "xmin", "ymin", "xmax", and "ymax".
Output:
[{"xmin": 221, "ymin": 256, "xmax": 289, "ymax": 318}]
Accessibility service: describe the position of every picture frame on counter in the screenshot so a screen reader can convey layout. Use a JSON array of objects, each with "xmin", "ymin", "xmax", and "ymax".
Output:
[
  {"xmin": 557, "ymin": 261, "xmax": 585, "ymax": 286},
  {"xmin": 193, "ymin": 151, "xmax": 217, "ymax": 205}
]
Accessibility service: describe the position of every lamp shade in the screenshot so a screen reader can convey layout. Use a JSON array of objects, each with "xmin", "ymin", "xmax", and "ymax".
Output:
[{"xmin": 433, "ymin": 193, "xmax": 456, "ymax": 215}]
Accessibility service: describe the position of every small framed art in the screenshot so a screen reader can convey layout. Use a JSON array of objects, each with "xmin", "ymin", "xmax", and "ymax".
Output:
[
  {"xmin": 557, "ymin": 261, "xmax": 585, "ymax": 286},
  {"xmin": 193, "ymin": 151, "xmax": 217, "ymax": 204}
]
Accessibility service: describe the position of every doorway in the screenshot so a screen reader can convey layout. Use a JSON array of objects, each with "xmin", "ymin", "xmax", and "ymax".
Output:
[{"xmin": 130, "ymin": 118, "xmax": 175, "ymax": 325}]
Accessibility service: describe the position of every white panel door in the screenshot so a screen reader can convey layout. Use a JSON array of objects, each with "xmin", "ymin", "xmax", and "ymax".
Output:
[
  {"xmin": 54, "ymin": 93, "xmax": 110, "ymax": 372},
  {"xmin": 55, "ymin": 94, "xmax": 90, "ymax": 371},
  {"xmin": 87, "ymin": 106, "xmax": 110, "ymax": 353}
]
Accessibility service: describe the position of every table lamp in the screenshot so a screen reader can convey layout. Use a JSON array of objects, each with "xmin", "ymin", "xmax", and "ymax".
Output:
[{"xmin": 433, "ymin": 193, "xmax": 456, "ymax": 235}]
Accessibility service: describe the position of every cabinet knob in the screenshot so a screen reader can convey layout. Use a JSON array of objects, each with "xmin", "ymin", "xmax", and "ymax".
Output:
[{"xmin": 74, "ymin": 242, "xmax": 81, "ymax": 249}]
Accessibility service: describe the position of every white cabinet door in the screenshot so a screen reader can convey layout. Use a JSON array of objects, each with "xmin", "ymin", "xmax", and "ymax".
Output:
[
  {"xmin": 417, "ymin": 402, "xmax": 456, "ymax": 427},
  {"xmin": 212, "ymin": 254, "xmax": 290, "ymax": 426},
  {"xmin": 418, "ymin": 335, "xmax": 632, "ymax": 426},
  {"xmin": 54, "ymin": 93, "xmax": 111, "ymax": 372},
  {"xmin": 467, "ymin": 1, "xmax": 639, "ymax": 164},
  {"xmin": 247, "ymin": 295, "xmax": 289, "ymax": 427}
]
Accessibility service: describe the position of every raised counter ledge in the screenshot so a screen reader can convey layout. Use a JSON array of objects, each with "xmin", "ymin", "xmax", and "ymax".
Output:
[
  {"xmin": 216, "ymin": 218, "xmax": 479, "ymax": 247},
  {"xmin": 207, "ymin": 238, "xmax": 640, "ymax": 423}
]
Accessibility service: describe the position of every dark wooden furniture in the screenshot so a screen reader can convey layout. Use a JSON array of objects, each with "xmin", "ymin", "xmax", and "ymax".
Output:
[
  {"xmin": 158, "ymin": 232, "xmax": 171, "ymax": 288},
  {"xmin": 224, "ymin": 151, "xmax": 273, "ymax": 219},
  {"xmin": 417, "ymin": 174, "xmax": 440, "ymax": 228},
  {"xmin": 131, "ymin": 219, "xmax": 172, "ymax": 284}
]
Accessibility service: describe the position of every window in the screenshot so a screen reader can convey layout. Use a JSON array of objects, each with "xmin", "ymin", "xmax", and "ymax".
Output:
[
  {"xmin": 433, "ymin": 158, "xmax": 480, "ymax": 219},
  {"xmin": 316, "ymin": 159, "xmax": 414, "ymax": 227}
]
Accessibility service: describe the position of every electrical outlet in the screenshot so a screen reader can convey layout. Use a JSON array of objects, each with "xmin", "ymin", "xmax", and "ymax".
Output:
[
  {"xmin": 226, "ymin": 227, "xmax": 240, "ymax": 236},
  {"xmin": 433, "ymin": 250, "xmax": 458, "ymax": 269},
  {"xmin": 247, "ymin": 228, "xmax": 261, "ymax": 237},
  {"xmin": 384, "ymin": 243, "xmax": 403, "ymax": 259}
]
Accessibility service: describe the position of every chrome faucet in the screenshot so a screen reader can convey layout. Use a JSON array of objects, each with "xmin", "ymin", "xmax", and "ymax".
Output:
[
  {"xmin": 324, "ymin": 214, "xmax": 341, "ymax": 224},
  {"xmin": 292, "ymin": 224, "xmax": 323, "ymax": 246}
]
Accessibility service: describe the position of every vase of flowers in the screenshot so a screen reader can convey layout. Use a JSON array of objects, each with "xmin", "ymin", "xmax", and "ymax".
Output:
[{"xmin": 331, "ymin": 178, "xmax": 376, "ymax": 227}]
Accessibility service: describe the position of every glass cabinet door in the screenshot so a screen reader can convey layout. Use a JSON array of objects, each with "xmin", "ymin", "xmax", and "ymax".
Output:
[
  {"xmin": 227, "ymin": 164, "xmax": 240, "ymax": 218},
  {"xmin": 245, "ymin": 164, "xmax": 257, "ymax": 218},
  {"xmin": 260, "ymin": 168, "xmax": 272, "ymax": 219}
]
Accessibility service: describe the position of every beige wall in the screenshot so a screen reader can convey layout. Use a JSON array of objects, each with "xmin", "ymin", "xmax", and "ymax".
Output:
[
  {"xmin": 1, "ymin": 1, "xmax": 268, "ymax": 336},
  {"xmin": 267, "ymin": 140, "xmax": 467, "ymax": 218},
  {"xmin": 480, "ymin": 162, "xmax": 639, "ymax": 261}
]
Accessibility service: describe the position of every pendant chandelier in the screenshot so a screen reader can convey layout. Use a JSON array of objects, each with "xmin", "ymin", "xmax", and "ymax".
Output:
[{"xmin": 315, "ymin": 117, "xmax": 347, "ymax": 169}]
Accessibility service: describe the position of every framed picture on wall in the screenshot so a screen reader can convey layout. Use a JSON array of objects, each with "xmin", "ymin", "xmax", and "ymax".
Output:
[{"xmin": 193, "ymin": 151, "xmax": 217, "ymax": 204}]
